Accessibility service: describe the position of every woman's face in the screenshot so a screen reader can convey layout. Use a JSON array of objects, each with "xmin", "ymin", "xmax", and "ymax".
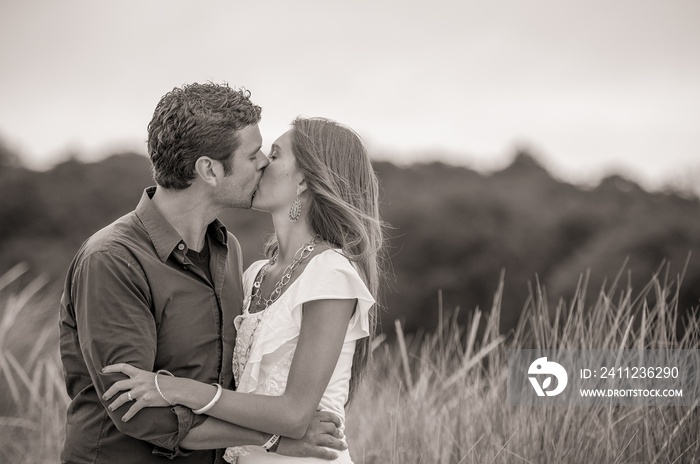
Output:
[{"xmin": 252, "ymin": 129, "xmax": 305, "ymax": 213}]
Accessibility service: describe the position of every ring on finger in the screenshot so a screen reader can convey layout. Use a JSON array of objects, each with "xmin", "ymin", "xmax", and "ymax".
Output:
[{"xmin": 127, "ymin": 391, "xmax": 133, "ymax": 402}]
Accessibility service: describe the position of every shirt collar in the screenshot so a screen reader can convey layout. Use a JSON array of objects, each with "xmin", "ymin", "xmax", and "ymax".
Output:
[
  {"xmin": 208, "ymin": 219, "xmax": 229, "ymax": 246},
  {"xmin": 135, "ymin": 187, "xmax": 228, "ymax": 263}
]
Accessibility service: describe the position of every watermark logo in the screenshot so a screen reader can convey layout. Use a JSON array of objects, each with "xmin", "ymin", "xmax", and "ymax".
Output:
[
  {"xmin": 509, "ymin": 350, "xmax": 698, "ymax": 406},
  {"xmin": 528, "ymin": 357, "xmax": 568, "ymax": 397}
]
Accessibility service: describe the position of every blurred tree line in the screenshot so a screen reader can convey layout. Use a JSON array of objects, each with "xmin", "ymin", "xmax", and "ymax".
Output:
[{"xmin": 1, "ymin": 141, "xmax": 699, "ymax": 335}]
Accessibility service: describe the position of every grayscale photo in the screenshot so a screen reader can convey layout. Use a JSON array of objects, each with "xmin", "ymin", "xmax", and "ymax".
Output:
[{"xmin": 0, "ymin": 1, "xmax": 699, "ymax": 463}]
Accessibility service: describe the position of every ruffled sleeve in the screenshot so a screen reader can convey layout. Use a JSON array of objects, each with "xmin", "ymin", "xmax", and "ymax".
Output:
[{"xmin": 287, "ymin": 249, "xmax": 375, "ymax": 342}]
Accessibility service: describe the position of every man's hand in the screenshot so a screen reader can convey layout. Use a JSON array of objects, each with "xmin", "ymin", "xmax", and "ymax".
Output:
[{"xmin": 276, "ymin": 410, "xmax": 347, "ymax": 460}]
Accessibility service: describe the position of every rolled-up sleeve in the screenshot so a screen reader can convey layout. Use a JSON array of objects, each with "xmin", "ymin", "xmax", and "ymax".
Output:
[{"xmin": 72, "ymin": 249, "xmax": 197, "ymax": 457}]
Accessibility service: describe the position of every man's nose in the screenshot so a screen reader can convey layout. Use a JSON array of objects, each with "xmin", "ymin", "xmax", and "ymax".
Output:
[{"xmin": 257, "ymin": 152, "xmax": 270, "ymax": 170}]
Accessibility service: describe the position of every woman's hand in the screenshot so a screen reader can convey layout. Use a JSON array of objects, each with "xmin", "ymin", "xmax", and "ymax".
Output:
[{"xmin": 102, "ymin": 363, "xmax": 171, "ymax": 421}]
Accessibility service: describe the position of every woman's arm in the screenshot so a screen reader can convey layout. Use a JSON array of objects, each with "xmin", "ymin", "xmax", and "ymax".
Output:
[
  {"xmin": 179, "ymin": 417, "xmax": 269, "ymax": 449},
  {"xmin": 179, "ymin": 412, "xmax": 345, "ymax": 461},
  {"xmin": 103, "ymin": 298, "xmax": 356, "ymax": 439},
  {"xmin": 169, "ymin": 298, "xmax": 355, "ymax": 439}
]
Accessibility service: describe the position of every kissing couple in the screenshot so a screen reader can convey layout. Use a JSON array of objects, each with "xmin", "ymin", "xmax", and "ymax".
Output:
[{"xmin": 59, "ymin": 82, "xmax": 384, "ymax": 463}]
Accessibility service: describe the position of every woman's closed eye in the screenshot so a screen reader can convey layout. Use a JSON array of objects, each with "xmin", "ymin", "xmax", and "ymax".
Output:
[{"xmin": 268, "ymin": 145, "xmax": 280, "ymax": 160}]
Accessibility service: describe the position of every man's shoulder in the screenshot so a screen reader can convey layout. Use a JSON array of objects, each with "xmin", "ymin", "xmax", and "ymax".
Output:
[{"xmin": 75, "ymin": 210, "xmax": 145, "ymax": 264}]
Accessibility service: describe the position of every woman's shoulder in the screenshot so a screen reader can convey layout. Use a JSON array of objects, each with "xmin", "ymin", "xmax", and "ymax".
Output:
[
  {"xmin": 305, "ymin": 248, "xmax": 356, "ymax": 275},
  {"xmin": 290, "ymin": 248, "xmax": 375, "ymax": 338},
  {"xmin": 295, "ymin": 248, "xmax": 371, "ymax": 300}
]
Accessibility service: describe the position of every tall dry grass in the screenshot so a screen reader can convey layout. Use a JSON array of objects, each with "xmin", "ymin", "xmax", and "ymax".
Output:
[
  {"xmin": 0, "ymin": 264, "xmax": 69, "ymax": 464},
  {"xmin": 346, "ymin": 267, "xmax": 700, "ymax": 463},
  {"xmin": 0, "ymin": 264, "xmax": 698, "ymax": 463}
]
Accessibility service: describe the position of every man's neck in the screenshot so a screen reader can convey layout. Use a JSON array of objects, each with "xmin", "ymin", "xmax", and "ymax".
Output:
[{"xmin": 152, "ymin": 187, "xmax": 218, "ymax": 252}]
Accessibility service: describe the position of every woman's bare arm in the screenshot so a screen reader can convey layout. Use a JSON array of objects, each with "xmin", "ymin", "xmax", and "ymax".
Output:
[{"xmin": 167, "ymin": 298, "xmax": 355, "ymax": 438}]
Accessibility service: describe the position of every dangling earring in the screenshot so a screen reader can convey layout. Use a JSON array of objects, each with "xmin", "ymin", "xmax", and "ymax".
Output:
[{"xmin": 289, "ymin": 196, "xmax": 302, "ymax": 222}]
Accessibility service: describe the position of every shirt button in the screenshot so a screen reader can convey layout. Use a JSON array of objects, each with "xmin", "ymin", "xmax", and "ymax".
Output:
[{"xmin": 178, "ymin": 243, "xmax": 185, "ymax": 251}]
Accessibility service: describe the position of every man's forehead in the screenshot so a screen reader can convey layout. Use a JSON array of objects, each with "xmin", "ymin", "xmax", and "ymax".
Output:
[{"xmin": 235, "ymin": 124, "xmax": 262, "ymax": 151}]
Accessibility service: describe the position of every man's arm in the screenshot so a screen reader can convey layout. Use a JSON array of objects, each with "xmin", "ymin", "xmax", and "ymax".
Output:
[{"xmin": 72, "ymin": 250, "xmax": 197, "ymax": 456}]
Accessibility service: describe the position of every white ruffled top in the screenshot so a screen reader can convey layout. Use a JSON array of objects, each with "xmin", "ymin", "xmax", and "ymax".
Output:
[{"xmin": 225, "ymin": 249, "xmax": 375, "ymax": 464}]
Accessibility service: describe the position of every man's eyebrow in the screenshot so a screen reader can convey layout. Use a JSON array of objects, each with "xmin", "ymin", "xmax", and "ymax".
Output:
[
  {"xmin": 270, "ymin": 143, "xmax": 280, "ymax": 152},
  {"xmin": 249, "ymin": 144, "xmax": 262, "ymax": 156}
]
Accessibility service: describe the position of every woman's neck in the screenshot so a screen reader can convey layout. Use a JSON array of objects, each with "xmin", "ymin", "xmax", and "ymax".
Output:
[{"xmin": 271, "ymin": 214, "xmax": 316, "ymax": 265}]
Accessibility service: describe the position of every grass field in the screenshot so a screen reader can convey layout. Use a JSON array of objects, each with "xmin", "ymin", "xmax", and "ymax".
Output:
[{"xmin": 1, "ymin": 264, "xmax": 698, "ymax": 463}]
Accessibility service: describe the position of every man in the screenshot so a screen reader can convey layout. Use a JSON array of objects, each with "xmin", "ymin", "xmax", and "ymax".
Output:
[{"xmin": 59, "ymin": 83, "xmax": 344, "ymax": 463}]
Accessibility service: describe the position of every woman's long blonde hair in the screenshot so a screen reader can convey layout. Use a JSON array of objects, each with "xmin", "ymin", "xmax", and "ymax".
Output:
[{"xmin": 265, "ymin": 117, "xmax": 384, "ymax": 402}]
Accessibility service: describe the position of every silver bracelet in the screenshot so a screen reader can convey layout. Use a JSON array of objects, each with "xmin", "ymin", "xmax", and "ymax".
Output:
[
  {"xmin": 155, "ymin": 369, "xmax": 175, "ymax": 406},
  {"xmin": 192, "ymin": 383, "xmax": 223, "ymax": 415},
  {"xmin": 262, "ymin": 434, "xmax": 281, "ymax": 452}
]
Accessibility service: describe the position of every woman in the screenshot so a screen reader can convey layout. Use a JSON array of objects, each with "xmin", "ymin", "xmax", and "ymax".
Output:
[{"xmin": 103, "ymin": 117, "xmax": 383, "ymax": 463}]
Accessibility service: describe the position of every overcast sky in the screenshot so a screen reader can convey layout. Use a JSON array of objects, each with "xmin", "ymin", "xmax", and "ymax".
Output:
[{"xmin": 1, "ymin": 0, "xmax": 698, "ymax": 189}]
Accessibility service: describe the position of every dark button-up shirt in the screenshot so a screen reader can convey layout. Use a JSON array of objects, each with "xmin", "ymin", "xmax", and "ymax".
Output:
[{"xmin": 59, "ymin": 187, "xmax": 242, "ymax": 463}]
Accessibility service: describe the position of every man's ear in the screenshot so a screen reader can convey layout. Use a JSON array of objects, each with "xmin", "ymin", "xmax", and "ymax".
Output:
[{"xmin": 194, "ymin": 157, "xmax": 219, "ymax": 186}]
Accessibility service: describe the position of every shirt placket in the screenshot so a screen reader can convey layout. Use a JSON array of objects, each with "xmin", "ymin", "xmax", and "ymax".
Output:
[
  {"xmin": 211, "ymin": 242, "xmax": 227, "ymax": 386},
  {"xmin": 175, "ymin": 241, "xmax": 224, "ymax": 386},
  {"xmin": 178, "ymin": 242, "xmax": 211, "ymax": 286}
]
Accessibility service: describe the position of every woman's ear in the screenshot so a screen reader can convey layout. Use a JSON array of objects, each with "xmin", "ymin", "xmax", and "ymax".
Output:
[
  {"xmin": 195, "ymin": 157, "xmax": 219, "ymax": 186},
  {"xmin": 296, "ymin": 178, "xmax": 308, "ymax": 196}
]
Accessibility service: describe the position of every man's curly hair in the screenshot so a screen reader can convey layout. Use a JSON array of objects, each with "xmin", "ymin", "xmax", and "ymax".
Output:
[{"xmin": 147, "ymin": 82, "xmax": 262, "ymax": 189}]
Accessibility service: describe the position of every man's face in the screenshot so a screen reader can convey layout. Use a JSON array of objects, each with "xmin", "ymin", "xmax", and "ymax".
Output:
[{"xmin": 216, "ymin": 124, "xmax": 269, "ymax": 208}]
